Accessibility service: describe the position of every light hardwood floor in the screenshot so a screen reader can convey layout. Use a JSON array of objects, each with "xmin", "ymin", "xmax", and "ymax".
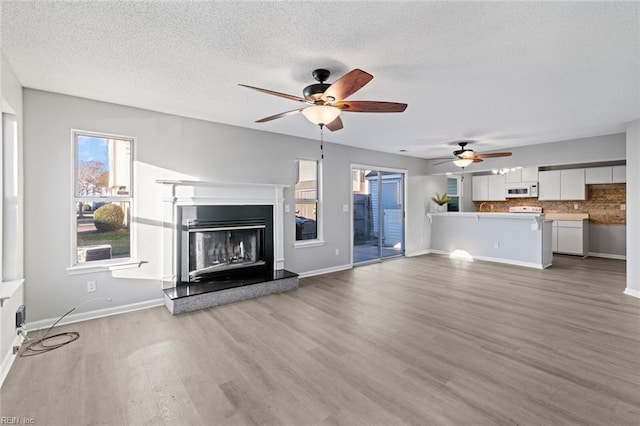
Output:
[{"xmin": 1, "ymin": 254, "xmax": 639, "ymax": 425}]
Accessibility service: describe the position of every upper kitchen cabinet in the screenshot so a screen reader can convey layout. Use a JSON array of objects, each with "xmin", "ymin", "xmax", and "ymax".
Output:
[
  {"xmin": 538, "ymin": 170, "xmax": 561, "ymax": 200},
  {"xmin": 539, "ymin": 169, "xmax": 585, "ymax": 200},
  {"xmin": 612, "ymin": 165, "xmax": 626, "ymax": 183},
  {"xmin": 585, "ymin": 165, "xmax": 626, "ymax": 184},
  {"xmin": 488, "ymin": 174, "xmax": 506, "ymax": 200},
  {"xmin": 505, "ymin": 166, "xmax": 538, "ymax": 183},
  {"xmin": 472, "ymin": 175, "xmax": 506, "ymax": 201},
  {"xmin": 561, "ymin": 169, "xmax": 586, "ymax": 200},
  {"xmin": 585, "ymin": 166, "xmax": 612, "ymax": 184}
]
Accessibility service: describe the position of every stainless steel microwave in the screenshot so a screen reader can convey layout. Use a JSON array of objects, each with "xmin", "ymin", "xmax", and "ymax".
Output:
[{"xmin": 505, "ymin": 182, "xmax": 538, "ymax": 198}]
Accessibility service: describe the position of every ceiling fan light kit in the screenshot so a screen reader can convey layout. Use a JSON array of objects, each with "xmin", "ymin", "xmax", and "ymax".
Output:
[
  {"xmin": 301, "ymin": 105, "xmax": 341, "ymax": 126},
  {"xmin": 433, "ymin": 141, "xmax": 513, "ymax": 168},
  {"xmin": 453, "ymin": 158, "xmax": 474, "ymax": 168},
  {"xmin": 239, "ymin": 68, "xmax": 407, "ymax": 131}
]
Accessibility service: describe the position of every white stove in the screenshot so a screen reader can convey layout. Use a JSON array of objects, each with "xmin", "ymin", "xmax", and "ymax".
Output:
[{"xmin": 509, "ymin": 206, "xmax": 542, "ymax": 213}]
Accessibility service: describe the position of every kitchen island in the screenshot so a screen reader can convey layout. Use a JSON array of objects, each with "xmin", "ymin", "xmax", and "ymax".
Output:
[{"xmin": 428, "ymin": 212, "xmax": 553, "ymax": 269}]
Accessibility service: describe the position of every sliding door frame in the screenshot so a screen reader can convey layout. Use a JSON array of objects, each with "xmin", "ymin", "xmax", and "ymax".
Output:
[{"xmin": 350, "ymin": 164, "xmax": 408, "ymax": 265}]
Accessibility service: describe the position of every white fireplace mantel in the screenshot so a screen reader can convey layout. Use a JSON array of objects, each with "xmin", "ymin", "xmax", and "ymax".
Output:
[{"xmin": 157, "ymin": 179, "xmax": 289, "ymax": 289}]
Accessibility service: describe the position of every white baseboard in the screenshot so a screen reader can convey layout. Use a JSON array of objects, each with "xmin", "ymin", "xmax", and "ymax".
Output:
[
  {"xmin": 26, "ymin": 298, "xmax": 165, "ymax": 331},
  {"xmin": 298, "ymin": 264, "xmax": 353, "ymax": 279},
  {"xmin": 429, "ymin": 249, "xmax": 547, "ymax": 269},
  {"xmin": 0, "ymin": 333, "xmax": 24, "ymax": 389},
  {"xmin": 588, "ymin": 252, "xmax": 627, "ymax": 260},
  {"xmin": 624, "ymin": 288, "xmax": 640, "ymax": 299},
  {"xmin": 406, "ymin": 249, "xmax": 432, "ymax": 257}
]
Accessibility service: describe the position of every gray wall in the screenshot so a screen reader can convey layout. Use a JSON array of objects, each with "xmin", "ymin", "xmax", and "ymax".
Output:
[
  {"xmin": 589, "ymin": 224, "xmax": 626, "ymax": 258},
  {"xmin": 23, "ymin": 89, "xmax": 432, "ymax": 322},
  {"xmin": 460, "ymin": 173, "xmax": 475, "ymax": 212}
]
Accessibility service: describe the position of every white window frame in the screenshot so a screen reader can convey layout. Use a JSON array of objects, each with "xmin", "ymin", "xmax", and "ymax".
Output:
[
  {"xmin": 294, "ymin": 157, "xmax": 324, "ymax": 248},
  {"xmin": 67, "ymin": 130, "xmax": 140, "ymax": 274}
]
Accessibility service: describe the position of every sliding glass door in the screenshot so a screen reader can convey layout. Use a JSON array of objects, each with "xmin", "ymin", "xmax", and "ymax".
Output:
[{"xmin": 352, "ymin": 168, "xmax": 405, "ymax": 264}]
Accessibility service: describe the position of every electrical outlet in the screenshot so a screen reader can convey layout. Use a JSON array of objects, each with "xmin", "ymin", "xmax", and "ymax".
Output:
[
  {"xmin": 285, "ymin": 205, "xmax": 290, "ymax": 213},
  {"xmin": 574, "ymin": 203, "xmax": 579, "ymax": 209},
  {"xmin": 87, "ymin": 280, "xmax": 97, "ymax": 292},
  {"xmin": 621, "ymin": 204, "xmax": 626, "ymax": 211},
  {"xmin": 335, "ymin": 248, "xmax": 340, "ymax": 256},
  {"xmin": 342, "ymin": 204, "xmax": 349, "ymax": 213},
  {"xmin": 494, "ymin": 242, "xmax": 500, "ymax": 249}
]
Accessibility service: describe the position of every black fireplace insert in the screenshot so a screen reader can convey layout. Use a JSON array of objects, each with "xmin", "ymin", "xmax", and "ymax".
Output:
[{"xmin": 177, "ymin": 205, "xmax": 274, "ymax": 283}]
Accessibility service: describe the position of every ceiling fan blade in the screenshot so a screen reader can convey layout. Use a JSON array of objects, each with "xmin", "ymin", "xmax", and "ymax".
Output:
[
  {"xmin": 432, "ymin": 159, "xmax": 454, "ymax": 166},
  {"xmin": 255, "ymin": 108, "xmax": 303, "ymax": 123},
  {"xmin": 474, "ymin": 152, "xmax": 512, "ymax": 159},
  {"xmin": 323, "ymin": 69, "xmax": 373, "ymax": 102},
  {"xmin": 239, "ymin": 84, "xmax": 308, "ymax": 103},
  {"xmin": 325, "ymin": 116, "xmax": 344, "ymax": 132},
  {"xmin": 335, "ymin": 101, "xmax": 408, "ymax": 113},
  {"xmin": 473, "ymin": 158, "xmax": 484, "ymax": 163}
]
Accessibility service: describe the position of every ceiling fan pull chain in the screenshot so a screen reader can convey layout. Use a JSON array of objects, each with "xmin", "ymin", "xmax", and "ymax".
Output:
[{"xmin": 320, "ymin": 124, "xmax": 324, "ymax": 160}]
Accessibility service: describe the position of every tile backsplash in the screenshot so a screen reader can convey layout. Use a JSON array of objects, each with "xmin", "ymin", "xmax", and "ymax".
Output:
[{"xmin": 474, "ymin": 183, "xmax": 626, "ymax": 225}]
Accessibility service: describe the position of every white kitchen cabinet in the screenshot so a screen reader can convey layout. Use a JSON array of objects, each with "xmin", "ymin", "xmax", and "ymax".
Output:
[
  {"xmin": 505, "ymin": 169, "xmax": 522, "ymax": 183},
  {"xmin": 472, "ymin": 175, "xmax": 505, "ymax": 201},
  {"xmin": 560, "ymin": 169, "xmax": 585, "ymax": 200},
  {"xmin": 521, "ymin": 167, "xmax": 538, "ymax": 182},
  {"xmin": 585, "ymin": 166, "xmax": 612, "ymax": 184},
  {"xmin": 505, "ymin": 167, "xmax": 538, "ymax": 183},
  {"xmin": 487, "ymin": 174, "xmax": 506, "ymax": 201},
  {"xmin": 612, "ymin": 165, "xmax": 626, "ymax": 183},
  {"xmin": 472, "ymin": 176, "xmax": 488, "ymax": 201},
  {"xmin": 538, "ymin": 170, "xmax": 561, "ymax": 200},
  {"xmin": 539, "ymin": 169, "xmax": 585, "ymax": 200},
  {"xmin": 551, "ymin": 220, "xmax": 588, "ymax": 256}
]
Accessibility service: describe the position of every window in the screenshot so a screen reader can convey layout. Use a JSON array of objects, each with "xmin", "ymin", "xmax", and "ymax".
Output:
[
  {"xmin": 295, "ymin": 159, "xmax": 320, "ymax": 241},
  {"xmin": 73, "ymin": 131, "xmax": 132, "ymax": 265},
  {"xmin": 446, "ymin": 176, "xmax": 461, "ymax": 212}
]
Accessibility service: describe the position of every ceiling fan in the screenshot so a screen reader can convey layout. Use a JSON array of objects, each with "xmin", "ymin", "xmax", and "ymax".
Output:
[
  {"xmin": 239, "ymin": 68, "xmax": 408, "ymax": 131},
  {"xmin": 434, "ymin": 141, "xmax": 512, "ymax": 168}
]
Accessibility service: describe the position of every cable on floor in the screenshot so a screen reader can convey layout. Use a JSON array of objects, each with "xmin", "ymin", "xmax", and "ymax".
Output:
[{"xmin": 20, "ymin": 297, "xmax": 111, "ymax": 357}]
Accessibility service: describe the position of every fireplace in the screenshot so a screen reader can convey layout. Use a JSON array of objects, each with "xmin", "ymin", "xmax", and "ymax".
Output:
[
  {"xmin": 177, "ymin": 205, "xmax": 274, "ymax": 283},
  {"xmin": 159, "ymin": 180, "xmax": 296, "ymax": 314}
]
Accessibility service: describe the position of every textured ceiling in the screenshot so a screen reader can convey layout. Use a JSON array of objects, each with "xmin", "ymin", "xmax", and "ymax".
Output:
[{"xmin": 2, "ymin": 1, "xmax": 639, "ymax": 159}]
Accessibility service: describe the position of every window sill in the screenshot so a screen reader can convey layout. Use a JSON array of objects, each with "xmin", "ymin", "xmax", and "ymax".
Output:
[
  {"xmin": 295, "ymin": 240, "xmax": 325, "ymax": 249},
  {"xmin": 0, "ymin": 279, "xmax": 25, "ymax": 307},
  {"xmin": 66, "ymin": 259, "xmax": 146, "ymax": 275}
]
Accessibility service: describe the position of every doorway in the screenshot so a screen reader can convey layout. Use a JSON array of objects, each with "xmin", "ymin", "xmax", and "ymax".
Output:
[{"xmin": 352, "ymin": 167, "xmax": 405, "ymax": 264}]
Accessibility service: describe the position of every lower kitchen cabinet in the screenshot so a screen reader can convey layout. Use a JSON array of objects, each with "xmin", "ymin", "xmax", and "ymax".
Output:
[{"xmin": 551, "ymin": 220, "xmax": 589, "ymax": 256}]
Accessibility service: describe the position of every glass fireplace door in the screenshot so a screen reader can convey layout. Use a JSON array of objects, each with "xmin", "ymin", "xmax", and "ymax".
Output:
[{"xmin": 188, "ymin": 225, "xmax": 265, "ymax": 281}]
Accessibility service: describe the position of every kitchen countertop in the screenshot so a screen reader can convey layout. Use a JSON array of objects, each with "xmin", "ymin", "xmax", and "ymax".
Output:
[
  {"xmin": 428, "ymin": 212, "xmax": 544, "ymax": 219},
  {"xmin": 544, "ymin": 213, "xmax": 589, "ymax": 221}
]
